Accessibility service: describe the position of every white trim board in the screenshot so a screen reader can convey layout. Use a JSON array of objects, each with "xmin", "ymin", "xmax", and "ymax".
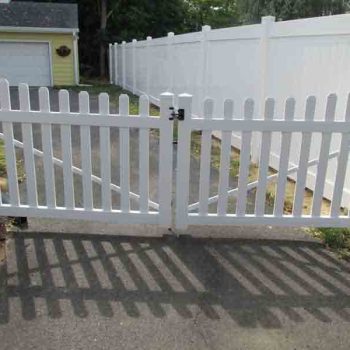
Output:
[
  {"xmin": 0, "ymin": 26, "xmax": 79, "ymax": 34},
  {"xmin": 73, "ymin": 33, "xmax": 80, "ymax": 85}
]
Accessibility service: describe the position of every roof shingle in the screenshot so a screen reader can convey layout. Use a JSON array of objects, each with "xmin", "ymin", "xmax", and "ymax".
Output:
[{"xmin": 0, "ymin": 1, "xmax": 78, "ymax": 29}]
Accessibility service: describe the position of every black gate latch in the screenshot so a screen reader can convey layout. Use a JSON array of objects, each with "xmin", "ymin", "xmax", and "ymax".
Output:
[{"xmin": 169, "ymin": 107, "xmax": 185, "ymax": 121}]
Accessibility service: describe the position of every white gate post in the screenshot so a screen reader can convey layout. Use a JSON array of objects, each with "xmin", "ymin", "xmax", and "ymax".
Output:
[
  {"xmin": 252, "ymin": 16, "xmax": 275, "ymax": 163},
  {"xmin": 167, "ymin": 32, "xmax": 175, "ymax": 92},
  {"xmin": 175, "ymin": 93, "xmax": 193, "ymax": 230},
  {"xmin": 113, "ymin": 43, "xmax": 118, "ymax": 85},
  {"xmin": 132, "ymin": 39, "xmax": 137, "ymax": 94},
  {"xmin": 108, "ymin": 43, "xmax": 113, "ymax": 84},
  {"xmin": 122, "ymin": 41, "xmax": 126, "ymax": 89},
  {"xmin": 158, "ymin": 92, "xmax": 174, "ymax": 226},
  {"xmin": 146, "ymin": 36, "xmax": 152, "ymax": 96},
  {"xmin": 199, "ymin": 25, "xmax": 211, "ymax": 114}
]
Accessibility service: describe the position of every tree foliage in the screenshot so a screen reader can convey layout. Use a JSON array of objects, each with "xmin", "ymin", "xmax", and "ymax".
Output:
[
  {"xmin": 84, "ymin": 0, "xmax": 189, "ymax": 76},
  {"xmin": 237, "ymin": 0, "xmax": 349, "ymax": 23},
  {"xmin": 183, "ymin": 0, "xmax": 238, "ymax": 31}
]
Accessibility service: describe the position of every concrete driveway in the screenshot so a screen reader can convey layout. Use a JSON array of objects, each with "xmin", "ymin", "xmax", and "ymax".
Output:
[{"xmin": 1, "ymin": 229, "xmax": 350, "ymax": 350}]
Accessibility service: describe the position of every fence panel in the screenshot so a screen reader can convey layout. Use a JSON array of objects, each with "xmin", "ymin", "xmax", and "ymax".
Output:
[
  {"xmin": 111, "ymin": 13, "xmax": 350, "ymax": 208},
  {"xmin": 176, "ymin": 93, "xmax": 350, "ymax": 230},
  {"xmin": 0, "ymin": 79, "xmax": 173, "ymax": 226}
]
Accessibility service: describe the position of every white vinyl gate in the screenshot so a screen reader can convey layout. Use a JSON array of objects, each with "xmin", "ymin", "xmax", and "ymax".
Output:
[
  {"xmin": 0, "ymin": 79, "xmax": 173, "ymax": 226},
  {"xmin": 175, "ymin": 94, "xmax": 350, "ymax": 229},
  {"xmin": 0, "ymin": 78, "xmax": 349, "ymax": 230}
]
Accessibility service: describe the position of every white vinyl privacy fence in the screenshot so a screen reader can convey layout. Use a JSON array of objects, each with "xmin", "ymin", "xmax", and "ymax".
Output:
[{"xmin": 109, "ymin": 13, "xmax": 350, "ymax": 208}]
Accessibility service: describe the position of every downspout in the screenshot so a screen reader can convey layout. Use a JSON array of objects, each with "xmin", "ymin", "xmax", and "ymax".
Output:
[{"xmin": 73, "ymin": 30, "xmax": 80, "ymax": 85}]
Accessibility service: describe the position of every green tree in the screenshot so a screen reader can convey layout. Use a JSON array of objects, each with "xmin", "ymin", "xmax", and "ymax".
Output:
[
  {"xmin": 84, "ymin": 0, "xmax": 187, "ymax": 77},
  {"xmin": 237, "ymin": 0, "xmax": 349, "ymax": 23},
  {"xmin": 184, "ymin": 0, "xmax": 238, "ymax": 31}
]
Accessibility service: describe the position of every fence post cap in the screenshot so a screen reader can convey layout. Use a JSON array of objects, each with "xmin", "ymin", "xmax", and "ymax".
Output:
[
  {"xmin": 261, "ymin": 16, "xmax": 276, "ymax": 23},
  {"xmin": 202, "ymin": 25, "xmax": 211, "ymax": 32},
  {"xmin": 160, "ymin": 92, "xmax": 175, "ymax": 97},
  {"xmin": 178, "ymin": 93, "xmax": 192, "ymax": 98},
  {"xmin": 146, "ymin": 36, "xmax": 152, "ymax": 41},
  {"xmin": 132, "ymin": 39, "xmax": 137, "ymax": 43}
]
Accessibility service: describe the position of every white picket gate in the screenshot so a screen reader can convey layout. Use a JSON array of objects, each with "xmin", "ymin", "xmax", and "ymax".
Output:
[
  {"xmin": 0, "ymin": 79, "xmax": 174, "ymax": 226},
  {"xmin": 0, "ymin": 79, "xmax": 349, "ymax": 230},
  {"xmin": 175, "ymin": 94, "xmax": 350, "ymax": 229}
]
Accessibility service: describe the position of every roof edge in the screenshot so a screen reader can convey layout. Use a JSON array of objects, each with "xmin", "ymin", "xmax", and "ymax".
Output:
[{"xmin": 0, "ymin": 26, "xmax": 79, "ymax": 34}]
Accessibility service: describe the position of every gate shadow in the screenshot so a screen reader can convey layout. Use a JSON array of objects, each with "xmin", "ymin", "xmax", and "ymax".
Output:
[{"xmin": 1, "ymin": 231, "xmax": 350, "ymax": 328}]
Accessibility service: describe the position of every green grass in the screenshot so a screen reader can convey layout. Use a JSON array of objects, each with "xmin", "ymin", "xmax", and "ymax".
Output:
[
  {"xmin": 0, "ymin": 140, "xmax": 6, "ymax": 177},
  {"xmin": 312, "ymin": 227, "xmax": 350, "ymax": 260},
  {"xmin": 190, "ymin": 131, "xmax": 242, "ymax": 178},
  {"xmin": 0, "ymin": 140, "xmax": 25, "ymax": 187}
]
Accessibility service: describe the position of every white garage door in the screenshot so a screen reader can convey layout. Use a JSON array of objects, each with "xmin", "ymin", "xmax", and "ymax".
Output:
[{"xmin": 0, "ymin": 42, "xmax": 51, "ymax": 86}]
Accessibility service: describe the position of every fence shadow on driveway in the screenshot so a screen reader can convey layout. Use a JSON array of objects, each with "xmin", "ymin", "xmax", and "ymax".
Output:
[{"xmin": 1, "ymin": 231, "xmax": 350, "ymax": 329}]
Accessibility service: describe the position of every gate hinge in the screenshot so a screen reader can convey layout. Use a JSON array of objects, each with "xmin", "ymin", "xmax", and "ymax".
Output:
[{"xmin": 169, "ymin": 107, "xmax": 185, "ymax": 121}]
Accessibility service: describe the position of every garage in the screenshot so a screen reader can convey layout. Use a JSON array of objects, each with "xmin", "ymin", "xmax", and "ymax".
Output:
[
  {"xmin": 0, "ymin": 41, "xmax": 52, "ymax": 86},
  {"xmin": 0, "ymin": 1, "xmax": 79, "ymax": 86}
]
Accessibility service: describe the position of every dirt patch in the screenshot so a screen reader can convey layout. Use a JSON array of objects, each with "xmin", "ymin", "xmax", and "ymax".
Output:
[
  {"xmin": 0, "ymin": 218, "xmax": 8, "ymax": 263},
  {"xmin": 0, "ymin": 240, "xmax": 5, "ymax": 263},
  {"xmin": 200, "ymin": 132, "xmax": 333, "ymax": 216}
]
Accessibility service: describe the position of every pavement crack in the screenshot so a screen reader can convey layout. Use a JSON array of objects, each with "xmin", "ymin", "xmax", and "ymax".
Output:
[{"xmin": 191, "ymin": 307, "xmax": 214, "ymax": 350}]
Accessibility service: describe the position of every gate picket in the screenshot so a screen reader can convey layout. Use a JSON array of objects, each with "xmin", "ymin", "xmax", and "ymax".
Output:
[
  {"xmin": 292, "ymin": 96, "xmax": 316, "ymax": 217},
  {"xmin": 330, "ymin": 94, "xmax": 350, "ymax": 217},
  {"xmin": 119, "ymin": 94, "xmax": 130, "ymax": 213},
  {"xmin": 79, "ymin": 91, "xmax": 93, "ymax": 211},
  {"xmin": 217, "ymin": 99, "xmax": 234, "ymax": 216},
  {"xmin": 99, "ymin": 93, "xmax": 112, "ymax": 211},
  {"xmin": 139, "ymin": 95, "xmax": 150, "ymax": 213},
  {"xmin": 59, "ymin": 90, "xmax": 75, "ymax": 209},
  {"xmin": 39, "ymin": 87, "xmax": 56, "ymax": 208},
  {"xmin": 199, "ymin": 99, "xmax": 214, "ymax": 215},
  {"xmin": 19, "ymin": 83, "xmax": 38, "ymax": 207},
  {"xmin": 1, "ymin": 79, "xmax": 19, "ymax": 206},
  {"xmin": 255, "ymin": 98, "xmax": 274, "ymax": 216},
  {"xmin": 311, "ymin": 94, "xmax": 337, "ymax": 217},
  {"xmin": 236, "ymin": 99, "xmax": 254, "ymax": 216},
  {"xmin": 274, "ymin": 98, "xmax": 295, "ymax": 216}
]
